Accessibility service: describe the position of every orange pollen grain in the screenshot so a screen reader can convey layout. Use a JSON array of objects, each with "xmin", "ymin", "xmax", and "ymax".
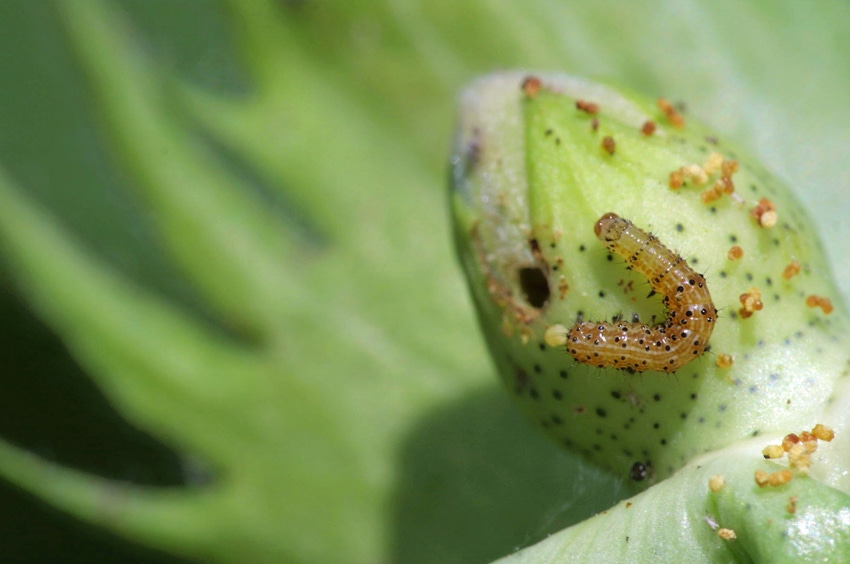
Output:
[
  {"xmin": 750, "ymin": 198, "xmax": 778, "ymax": 228},
  {"xmin": 799, "ymin": 431, "xmax": 817, "ymax": 444},
  {"xmin": 702, "ymin": 152, "xmax": 724, "ymax": 175},
  {"xmin": 708, "ymin": 474, "xmax": 725, "ymax": 492},
  {"xmin": 788, "ymin": 443, "xmax": 813, "ymax": 473},
  {"xmin": 521, "ymin": 76, "xmax": 542, "ymax": 98},
  {"xmin": 641, "ymin": 120, "xmax": 656, "ymax": 136},
  {"xmin": 683, "ymin": 164, "xmax": 708, "ymax": 185},
  {"xmin": 657, "ymin": 97, "xmax": 685, "ymax": 128},
  {"xmin": 716, "ymin": 354, "xmax": 734, "ymax": 368},
  {"xmin": 782, "ymin": 260, "xmax": 801, "ymax": 279},
  {"xmin": 787, "ymin": 496, "xmax": 798, "ymax": 514},
  {"xmin": 739, "ymin": 287, "xmax": 763, "ymax": 318},
  {"xmin": 782, "ymin": 433, "xmax": 800, "ymax": 452},
  {"xmin": 669, "ymin": 168, "xmax": 685, "ymax": 189},
  {"xmin": 762, "ymin": 444, "xmax": 784, "ymax": 459},
  {"xmin": 721, "ymin": 159, "xmax": 739, "ymax": 176},
  {"xmin": 717, "ymin": 528, "xmax": 737, "ymax": 541},
  {"xmin": 812, "ymin": 423, "xmax": 835, "ymax": 442},
  {"xmin": 806, "ymin": 295, "xmax": 833, "ymax": 314},
  {"xmin": 755, "ymin": 468, "xmax": 794, "ymax": 488},
  {"xmin": 602, "ymin": 136, "xmax": 616, "ymax": 155},
  {"xmin": 767, "ymin": 469, "xmax": 794, "ymax": 487},
  {"xmin": 576, "ymin": 99, "xmax": 600, "ymax": 114},
  {"xmin": 727, "ymin": 246, "xmax": 744, "ymax": 260},
  {"xmin": 700, "ymin": 186, "xmax": 722, "ymax": 204}
]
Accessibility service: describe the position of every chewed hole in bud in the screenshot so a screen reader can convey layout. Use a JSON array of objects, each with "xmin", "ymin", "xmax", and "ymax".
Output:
[{"xmin": 518, "ymin": 266, "xmax": 550, "ymax": 308}]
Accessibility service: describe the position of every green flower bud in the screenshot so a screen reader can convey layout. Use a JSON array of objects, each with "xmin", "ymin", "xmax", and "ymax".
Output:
[{"xmin": 450, "ymin": 72, "xmax": 850, "ymax": 486}]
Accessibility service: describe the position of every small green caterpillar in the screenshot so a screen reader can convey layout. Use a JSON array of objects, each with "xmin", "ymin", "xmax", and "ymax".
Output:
[{"xmin": 567, "ymin": 213, "xmax": 716, "ymax": 373}]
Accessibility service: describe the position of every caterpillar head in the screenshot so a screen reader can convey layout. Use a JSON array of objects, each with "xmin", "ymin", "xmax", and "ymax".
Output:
[{"xmin": 450, "ymin": 72, "xmax": 850, "ymax": 486}]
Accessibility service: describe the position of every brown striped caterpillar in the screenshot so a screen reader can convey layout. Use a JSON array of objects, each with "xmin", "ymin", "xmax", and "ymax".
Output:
[{"xmin": 567, "ymin": 213, "xmax": 716, "ymax": 373}]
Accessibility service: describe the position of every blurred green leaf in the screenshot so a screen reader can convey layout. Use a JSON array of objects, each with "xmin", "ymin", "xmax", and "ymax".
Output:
[{"xmin": 0, "ymin": 1, "xmax": 848, "ymax": 562}]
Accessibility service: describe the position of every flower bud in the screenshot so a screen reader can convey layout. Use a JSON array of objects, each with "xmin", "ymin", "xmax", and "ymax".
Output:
[{"xmin": 450, "ymin": 72, "xmax": 849, "ymax": 485}]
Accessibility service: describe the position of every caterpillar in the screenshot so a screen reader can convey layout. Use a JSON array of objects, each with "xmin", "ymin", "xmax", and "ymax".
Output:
[{"xmin": 567, "ymin": 213, "xmax": 716, "ymax": 373}]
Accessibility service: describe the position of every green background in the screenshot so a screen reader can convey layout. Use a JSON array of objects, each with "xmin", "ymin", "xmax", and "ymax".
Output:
[{"xmin": 0, "ymin": 1, "xmax": 848, "ymax": 562}]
